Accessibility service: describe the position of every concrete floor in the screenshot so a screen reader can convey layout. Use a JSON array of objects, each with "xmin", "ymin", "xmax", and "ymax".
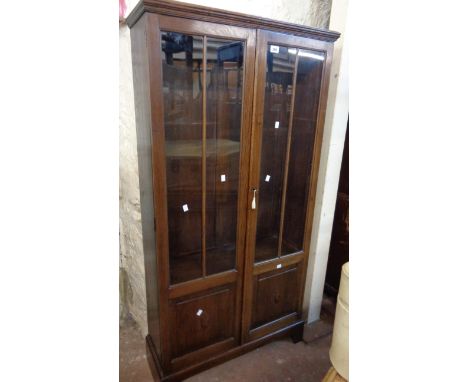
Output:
[{"xmin": 120, "ymin": 295, "xmax": 336, "ymax": 382}]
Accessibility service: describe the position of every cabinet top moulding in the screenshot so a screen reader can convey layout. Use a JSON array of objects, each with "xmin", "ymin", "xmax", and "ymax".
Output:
[{"xmin": 126, "ymin": 0, "xmax": 340, "ymax": 42}]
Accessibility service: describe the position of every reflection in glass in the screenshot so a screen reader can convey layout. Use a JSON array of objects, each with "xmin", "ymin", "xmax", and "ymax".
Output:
[
  {"xmin": 255, "ymin": 45, "xmax": 296, "ymax": 262},
  {"xmin": 281, "ymin": 49, "xmax": 324, "ymax": 255},
  {"xmin": 205, "ymin": 38, "xmax": 244, "ymax": 275},
  {"xmin": 162, "ymin": 32, "xmax": 244, "ymax": 283},
  {"xmin": 161, "ymin": 32, "xmax": 204, "ymax": 284},
  {"xmin": 254, "ymin": 45, "xmax": 325, "ymax": 263}
]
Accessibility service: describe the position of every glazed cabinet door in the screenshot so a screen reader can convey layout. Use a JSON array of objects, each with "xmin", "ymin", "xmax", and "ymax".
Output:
[
  {"xmin": 242, "ymin": 30, "xmax": 333, "ymax": 341},
  {"xmin": 146, "ymin": 13, "xmax": 256, "ymax": 370}
]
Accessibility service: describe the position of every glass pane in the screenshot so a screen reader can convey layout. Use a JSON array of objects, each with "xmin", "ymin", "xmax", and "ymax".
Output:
[
  {"xmin": 205, "ymin": 38, "xmax": 244, "ymax": 275},
  {"xmin": 161, "ymin": 32, "xmax": 204, "ymax": 284},
  {"xmin": 281, "ymin": 49, "xmax": 325, "ymax": 255},
  {"xmin": 255, "ymin": 45, "xmax": 296, "ymax": 262}
]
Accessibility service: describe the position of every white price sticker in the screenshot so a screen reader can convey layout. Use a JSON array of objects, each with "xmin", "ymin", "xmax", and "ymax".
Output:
[
  {"xmin": 270, "ymin": 45, "xmax": 279, "ymax": 53},
  {"xmin": 265, "ymin": 175, "xmax": 271, "ymax": 182},
  {"xmin": 182, "ymin": 204, "xmax": 189, "ymax": 212},
  {"xmin": 274, "ymin": 121, "xmax": 280, "ymax": 129},
  {"xmin": 220, "ymin": 174, "xmax": 226, "ymax": 182}
]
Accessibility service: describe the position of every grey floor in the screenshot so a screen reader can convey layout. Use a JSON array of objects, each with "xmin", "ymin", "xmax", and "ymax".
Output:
[{"xmin": 120, "ymin": 295, "xmax": 336, "ymax": 382}]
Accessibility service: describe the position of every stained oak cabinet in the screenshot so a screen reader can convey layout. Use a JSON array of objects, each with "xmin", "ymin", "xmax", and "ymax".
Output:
[{"xmin": 128, "ymin": 1, "xmax": 339, "ymax": 380}]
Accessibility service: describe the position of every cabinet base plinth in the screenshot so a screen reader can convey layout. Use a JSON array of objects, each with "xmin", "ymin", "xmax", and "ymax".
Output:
[
  {"xmin": 146, "ymin": 320, "xmax": 305, "ymax": 382},
  {"xmin": 290, "ymin": 321, "xmax": 305, "ymax": 343}
]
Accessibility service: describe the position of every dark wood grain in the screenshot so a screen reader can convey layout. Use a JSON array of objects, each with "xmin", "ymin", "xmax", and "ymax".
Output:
[
  {"xmin": 126, "ymin": 0, "xmax": 340, "ymax": 42},
  {"xmin": 251, "ymin": 265, "xmax": 300, "ymax": 328},
  {"xmin": 202, "ymin": 35, "xmax": 207, "ymax": 277},
  {"xmin": 146, "ymin": 320, "xmax": 305, "ymax": 382},
  {"xmin": 170, "ymin": 337, "xmax": 236, "ymax": 372},
  {"xmin": 168, "ymin": 269, "xmax": 237, "ymax": 299},
  {"xmin": 144, "ymin": 13, "xmax": 174, "ymax": 369},
  {"xmin": 252, "ymin": 251, "xmax": 304, "ymax": 276},
  {"xmin": 130, "ymin": 13, "xmax": 161, "ymax": 357},
  {"xmin": 130, "ymin": 4, "xmax": 338, "ymax": 380},
  {"xmin": 249, "ymin": 312, "xmax": 299, "ymax": 342},
  {"xmin": 146, "ymin": 334, "xmax": 165, "ymax": 380},
  {"xmin": 136, "ymin": 12, "xmax": 258, "ymax": 376},
  {"xmin": 242, "ymin": 30, "xmax": 335, "ymax": 344},
  {"xmin": 169, "ymin": 285, "xmax": 235, "ymax": 359},
  {"xmin": 240, "ymin": 28, "xmax": 268, "ymax": 343}
]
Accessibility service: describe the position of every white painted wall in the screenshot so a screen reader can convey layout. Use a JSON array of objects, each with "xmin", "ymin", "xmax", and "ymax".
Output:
[{"xmin": 303, "ymin": 0, "xmax": 349, "ymax": 323}]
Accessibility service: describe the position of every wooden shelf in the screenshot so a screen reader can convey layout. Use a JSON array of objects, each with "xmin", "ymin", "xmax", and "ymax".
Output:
[{"xmin": 165, "ymin": 139, "xmax": 240, "ymax": 158}]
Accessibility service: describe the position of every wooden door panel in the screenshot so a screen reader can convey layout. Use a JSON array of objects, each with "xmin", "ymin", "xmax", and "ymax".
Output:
[
  {"xmin": 156, "ymin": 15, "xmax": 256, "ymax": 284},
  {"xmin": 169, "ymin": 284, "xmax": 236, "ymax": 359},
  {"xmin": 251, "ymin": 264, "xmax": 300, "ymax": 329},
  {"xmin": 241, "ymin": 28, "xmax": 335, "ymax": 342},
  {"xmin": 147, "ymin": 12, "xmax": 257, "ymax": 365},
  {"xmin": 130, "ymin": 1, "xmax": 339, "ymax": 378}
]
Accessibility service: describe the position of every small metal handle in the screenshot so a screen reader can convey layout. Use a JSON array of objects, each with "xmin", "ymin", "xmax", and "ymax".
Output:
[{"xmin": 251, "ymin": 188, "xmax": 257, "ymax": 210}]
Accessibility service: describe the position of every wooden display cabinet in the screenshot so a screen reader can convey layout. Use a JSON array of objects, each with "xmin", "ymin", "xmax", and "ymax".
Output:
[{"xmin": 127, "ymin": 1, "xmax": 339, "ymax": 380}]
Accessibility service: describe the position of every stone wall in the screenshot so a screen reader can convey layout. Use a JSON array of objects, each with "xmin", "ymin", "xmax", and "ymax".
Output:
[
  {"xmin": 119, "ymin": 0, "xmax": 332, "ymax": 336},
  {"xmin": 119, "ymin": 1, "xmax": 147, "ymax": 333}
]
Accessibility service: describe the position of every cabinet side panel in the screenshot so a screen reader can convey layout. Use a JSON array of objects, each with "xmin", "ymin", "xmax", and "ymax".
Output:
[{"xmin": 130, "ymin": 15, "xmax": 161, "ymax": 357}]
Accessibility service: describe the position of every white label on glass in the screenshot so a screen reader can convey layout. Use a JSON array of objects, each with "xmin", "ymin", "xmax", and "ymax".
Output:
[
  {"xmin": 274, "ymin": 121, "xmax": 280, "ymax": 129},
  {"xmin": 276, "ymin": 264, "xmax": 282, "ymax": 269},
  {"xmin": 270, "ymin": 45, "xmax": 279, "ymax": 53},
  {"xmin": 196, "ymin": 309, "xmax": 203, "ymax": 316},
  {"xmin": 265, "ymin": 175, "xmax": 271, "ymax": 182},
  {"xmin": 182, "ymin": 204, "xmax": 189, "ymax": 212},
  {"xmin": 220, "ymin": 174, "xmax": 226, "ymax": 182}
]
